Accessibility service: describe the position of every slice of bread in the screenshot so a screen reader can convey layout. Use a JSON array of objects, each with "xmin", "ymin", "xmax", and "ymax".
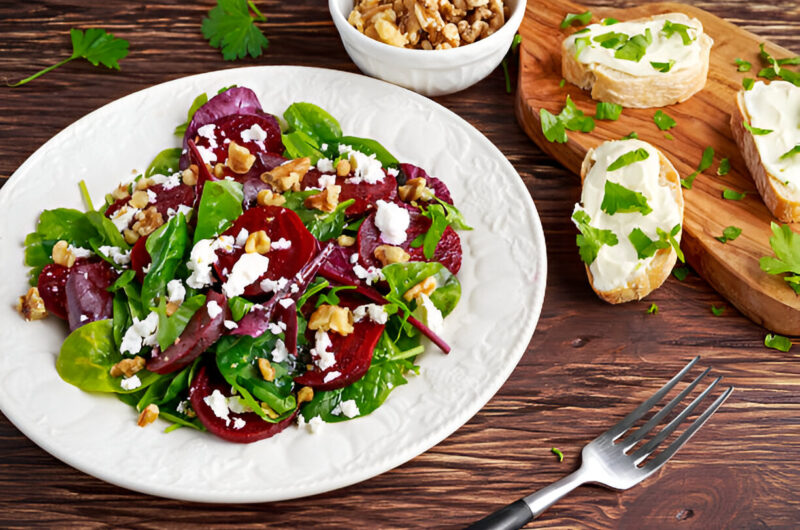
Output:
[
  {"xmin": 576, "ymin": 140, "xmax": 684, "ymax": 304},
  {"xmin": 561, "ymin": 13, "xmax": 713, "ymax": 108},
  {"xmin": 731, "ymin": 81, "xmax": 800, "ymax": 222}
]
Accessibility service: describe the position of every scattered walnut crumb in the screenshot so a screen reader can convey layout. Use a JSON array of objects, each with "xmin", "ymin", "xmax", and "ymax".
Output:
[
  {"xmin": 297, "ymin": 386, "xmax": 314, "ymax": 404},
  {"xmin": 257, "ymin": 188, "xmax": 287, "ymax": 207},
  {"xmin": 17, "ymin": 287, "xmax": 47, "ymax": 321},
  {"xmin": 309, "ymin": 304, "xmax": 355, "ymax": 336},
  {"xmin": 374, "ymin": 244, "xmax": 411, "ymax": 266},
  {"xmin": 261, "ymin": 158, "xmax": 311, "ymax": 192},
  {"xmin": 304, "ymin": 185, "xmax": 342, "ymax": 213},
  {"xmin": 138, "ymin": 404, "xmax": 159, "ymax": 427},
  {"xmin": 110, "ymin": 356, "xmax": 146, "ymax": 378},
  {"xmin": 403, "ymin": 275, "xmax": 437, "ymax": 301}
]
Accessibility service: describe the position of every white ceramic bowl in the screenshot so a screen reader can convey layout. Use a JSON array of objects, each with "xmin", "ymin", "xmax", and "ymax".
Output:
[{"xmin": 329, "ymin": 0, "xmax": 527, "ymax": 97}]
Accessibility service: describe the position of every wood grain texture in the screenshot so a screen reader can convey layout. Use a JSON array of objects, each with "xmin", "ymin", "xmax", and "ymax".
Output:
[
  {"xmin": 1, "ymin": 1, "xmax": 799, "ymax": 528},
  {"xmin": 516, "ymin": 0, "xmax": 800, "ymax": 335}
]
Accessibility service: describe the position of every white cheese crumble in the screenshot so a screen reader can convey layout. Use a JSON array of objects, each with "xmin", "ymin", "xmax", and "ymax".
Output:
[
  {"xmin": 374, "ymin": 200, "xmax": 410, "ymax": 245},
  {"xmin": 235, "ymin": 228, "xmax": 250, "ymax": 247},
  {"xmin": 323, "ymin": 371, "xmax": 341, "ymax": 383},
  {"xmin": 120, "ymin": 312, "xmax": 159, "ymax": 355},
  {"xmin": 79, "ymin": 314, "xmax": 88, "ymax": 322},
  {"xmin": 166, "ymin": 279, "xmax": 186, "ymax": 304},
  {"xmin": 353, "ymin": 304, "xmax": 388, "ymax": 324},
  {"xmin": 163, "ymin": 173, "xmax": 181, "ymax": 190},
  {"xmin": 387, "ymin": 167, "xmax": 399, "ymax": 177},
  {"xmin": 222, "ymin": 253, "xmax": 270, "ymax": 298},
  {"xmin": 278, "ymin": 298, "xmax": 294, "ymax": 309},
  {"xmin": 318, "ymin": 173, "xmax": 337, "ymax": 189},
  {"xmin": 350, "ymin": 253, "xmax": 359, "ymax": 264},
  {"xmin": 260, "ymin": 276, "xmax": 288, "ymax": 293},
  {"xmin": 339, "ymin": 144, "xmax": 385, "ymax": 185},
  {"xmin": 67, "ymin": 245, "xmax": 92, "ymax": 259},
  {"xmin": 353, "ymin": 263, "xmax": 385, "ymax": 286},
  {"xmin": 186, "ymin": 235, "xmax": 234, "ymax": 289},
  {"xmin": 271, "ymin": 237, "xmax": 292, "ymax": 250},
  {"xmin": 146, "ymin": 189, "xmax": 158, "ymax": 204},
  {"xmin": 203, "ymin": 389, "xmax": 231, "ymax": 426},
  {"xmin": 224, "ymin": 320, "xmax": 238, "ymax": 330},
  {"xmin": 98, "ymin": 245, "xmax": 131, "ymax": 266},
  {"xmin": 271, "ymin": 338, "xmax": 289, "ymax": 363},
  {"xmin": 308, "ymin": 415, "xmax": 324, "ymax": 433},
  {"xmin": 240, "ymin": 123, "xmax": 267, "ymax": 143},
  {"xmin": 316, "ymin": 158, "xmax": 335, "ymax": 173},
  {"xmin": 340, "ymin": 399, "xmax": 360, "ymax": 418},
  {"xmin": 197, "ymin": 124, "xmax": 218, "ymax": 147},
  {"xmin": 227, "ymin": 396, "xmax": 252, "ymax": 414},
  {"xmin": 232, "ymin": 417, "xmax": 246, "ymax": 430},
  {"xmin": 110, "ymin": 205, "xmax": 140, "ymax": 232},
  {"xmin": 311, "ymin": 330, "xmax": 336, "ymax": 370},
  {"xmin": 120, "ymin": 375, "xmax": 142, "ymax": 391},
  {"xmin": 207, "ymin": 300, "xmax": 223, "ymax": 319},
  {"xmin": 417, "ymin": 293, "xmax": 444, "ymax": 334},
  {"xmin": 196, "ymin": 145, "xmax": 217, "ymax": 165}
]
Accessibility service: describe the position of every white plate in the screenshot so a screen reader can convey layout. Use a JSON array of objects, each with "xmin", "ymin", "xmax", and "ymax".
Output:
[{"xmin": 0, "ymin": 66, "xmax": 546, "ymax": 503}]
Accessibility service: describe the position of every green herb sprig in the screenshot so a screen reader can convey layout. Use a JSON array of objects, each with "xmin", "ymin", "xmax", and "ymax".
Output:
[{"xmin": 202, "ymin": 0, "xmax": 269, "ymax": 60}]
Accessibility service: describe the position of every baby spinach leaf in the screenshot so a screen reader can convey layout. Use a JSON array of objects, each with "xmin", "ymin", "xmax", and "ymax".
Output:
[
  {"xmin": 316, "ymin": 285, "xmax": 357, "ymax": 307},
  {"xmin": 174, "ymin": 92, "xmax": 209, "ymax": 136},
  {"xmin": 228, "ymin": 296, "xmax": 255, "ymax": 321},
  {"xmin": 383, "ymin": 262, "xmax": 461, "ymax": 317},
  {"xmin": 194, "ymin": 179, "xmax": 244, "ymax": 243},
  {"xmin": 572, "ymin": 209, "xmax": 618, "ymax": 265},
  {"xmin": 142, "ymin": 213, "xmax": 188, "ymax": 306},
  {"xmin": 155, "ymin": 294, "xmax": 206, "ymax": 351},
  {"xmin": 112, "ymin": 290, "xmax": 132, "ymax": 352},
  {"xmin": 284, "ymin": 102, "xmax": 342, "ymax": 144},
  {"xmin": 282, "ymin": 130, "xmax": 324, "ymax": 163},
  {"xmin": 283, "ymin": 191, "xmax": 354, "ymax": 241},
  {"xmin": 136, "ymin": 360, "xmax": 197, "ymax": 411},
  {"xmin": 607, "ymin": 148, "xmax": 650, "ymax": 171},
  {"xmin": 145, "ymin": 148, "xmax": 182, "ymax": 178},
  {"xmin": 56, "ymin": 320, "xmax": 160, "ymax": 393},
  {"xmin": 601, "ymin": 181, "xmax": 652, "ymax": 215},
  {"xmin": 336, "ymin": 136, "xmax": 399, "ymax": 168}
]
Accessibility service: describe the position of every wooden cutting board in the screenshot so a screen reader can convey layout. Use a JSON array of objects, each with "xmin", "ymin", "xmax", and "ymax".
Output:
[{"xmin": 516, "ymin": 0, "xmax": 800, "ymax": 335}]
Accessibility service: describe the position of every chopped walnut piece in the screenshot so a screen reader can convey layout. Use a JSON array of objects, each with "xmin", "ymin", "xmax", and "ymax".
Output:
[
  {"xmin": 261, "ymin": 157, "xmax": 311, "ymax": 192},
  {"xmin": 111, "ymin": 184, "xmax": 130, "ymax": 200},
  {"xmin": 138, "ymin": 404, "xmax": 159, "ymax": 427},
  {"xmin": 308, "ymin": 304, "xmax": 355, "ymax": 336},
  {"xmin": 123, "ymin": 228, "xmax": 140, "ymax": 245},
  {"xmin": 398, "ymin": 177, "xmax": 434, "ymax": 202},
  {"xmin": 304, "ymin": 185, "xmax": 341, "ymax": 213},
  {"xmin": 51, "ymin": 240, "xmax": 76, "ymax": 268},
  {"xmin": 403, "ymin": 275, "xmax": 437, "ymax": 301},
  {"xmin": 375, "ymin": 19, "xmax": 408, "ymax": 47},
  {"xmin": 226, "ymin": 141, "xmax": 256, "ymax": 174},
  {"xmin": 110, "ymin": 356, "xmax": 146, "ymax": 378},
  {"xmin": 166, "ymin": 301, "xmax": 180, "ymax": 316},
  {"xmin": 17, "ymin": 287, "xmax": 47, "ymax": 321},
  {"xmin": 256, "ymin": 189, "xmax": 286, "ymax": 207},
  {"xmin": 258, "ymin": 358, "xmax": 276, "ymax": 382},
  {"xmin": 260, "ymin": 402, "xmax": 279, "ymax": 419},
  {"xmin": 337, "ymin": 234, "xmax": 356, "ymax": 247},
  {"xmin": 135, "ymin": 178, "xmax": 154, "ymax": 191},
  {"xmin": 245, "ymin": 230, "xmax": 271, "ymax": 254},
  {"xmin": 297, "ymin": 386, "xmax": 314, "ymax": 404},
  {"xmin": 213, "ymin": 163, "xmax": 225, "ymax": 178},
  {"xmin": 132, "ymin": 206, "xmax": 165, "ymax": 237},
  {"xmin": 182, "ymin": 165, "xmax": 198, "ymax": 186},
  {"xmin": 129, "ymin": 190, "xmax": 150, "ymax": 209},
  {"xmin": 374, "ymin": 245, "xmax": 411, "ymax": 266}
]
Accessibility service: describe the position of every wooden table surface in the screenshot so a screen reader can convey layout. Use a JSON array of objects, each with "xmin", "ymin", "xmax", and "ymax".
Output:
[{"xmin": 1, "ymin": 1, "xmax": 799, "ymax": 528}]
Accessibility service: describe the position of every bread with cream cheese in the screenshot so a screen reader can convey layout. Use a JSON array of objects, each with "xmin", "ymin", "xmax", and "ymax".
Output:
[
  {"xmin": 574, "ymin": 139, "xmax": 684, "ymax": 304},
  {"xmin": 561, "ymin": 13, "xmax": 713, "ymax": 108},
  {"xmin": 731, "ymin": 80, "xmax": 800, "ymax": 222}
]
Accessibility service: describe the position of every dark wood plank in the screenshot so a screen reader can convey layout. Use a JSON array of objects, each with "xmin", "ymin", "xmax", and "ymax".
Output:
[{"xmin": 1, "ymin": 1, "xmax": 799, "ymax": 528}]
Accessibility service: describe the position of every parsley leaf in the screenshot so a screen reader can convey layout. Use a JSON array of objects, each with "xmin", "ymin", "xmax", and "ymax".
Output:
[
  {"xmin": 717, "ymin": 158, "xmax": 731, "ymax": 176},
  {"xmin": 501, "ymin": 33, "xmax": 523, "ymax": 93},
  {"xmin": 715, "ymin": 226, "xmax": 742, "ymax": 243},
  {"xmin": 572, "ymin": 209, "xmax": 618, "ymax": 265},
  {"xmin": 614, "ymin": 30, "xmax": 652, "ymax": 62},
  {"xmin": 661, "ymin": 20, "xmax": 693, "ymax": 45},
  {"xmin": 560, "ymin": 96, "xmax": 595, "ymax": 132},
  {"xmin": 743, "ymin": 120, "xmax": 773, "ymax": 135},
  {"xmin": 681, "ymin": 146, "xmax": 714, "ymax": 189},
  {"xmin": 559, "ymin": 78, "xmax": 566, "ymax": 88},
  {"xmin": 735, "ymin": 58, "xmax": 751, "ymax": 72},
  {"xmin": 602, "ymin": 181, "xmax": 652, "ymax": 215},
  {"xmin": 711, "ymin": 304, "xmax": 725, "ymax": 316},
  {"xmin": 672, "ymin": 266, "xmax": 689, "ymax": 281},
  {"xmin": 757, "ymin": 43, "xmax": 800, "ymax": 87},
  {"xmin": 628, "ymin": 224, "xmax": 683, "ymax": 261},
  {"xmin": 765, "ymin": 333, "xmax": 792, "ymax": 352},
  {"xmin": 651, "ymin": 60, "xmax": 675, "ymax": 73},
  {"xmin": 595, "ymin": 102, "xmax": 623, "ymax": 120},
  {"xmin": 647, "ymin": 303, "xmax": 658, "ymax": 314},
  {"xmin": 540, "ymin": 108, "xmax": 567, "ymax": 143},
  {"xmin": 594, "ymin": 32, "xmax": 628, "ymax": 49},
  {"xmin": 202, "ymin": 0, "xmax": 269, "ymax": 61},
  {"xmin": 560, "ymin": 11, "xmax": 592, "ymax": 29},
  {"xmin": 780, "ymin": 145, "xmax": 800, "ymax": 160},
  {"xmin": 723, "ymin": 189, "xmax": 746, "ymax": 200},
  {"xmin": 551, "ymin": 447, "xmax": 565, "ymax": 462},
  {"xmin": 653, "ymin": 110, "xmax": 676, "ymax": 131},
  {"xmin": 759, "ymin": 222, "xmax": 800, "ymax": 294},
  {"xmin": 9, "ymin": 28, "xmax": 129, "ymax": 87},
  {"xmin": 607, "ymin": 148, "xmax": 650, "ymax": 171},
  {"xmin": 602, "ymin": 18, "xmax": 620, "ymax": 26},
  {"xmin": 622, "ymin": 131, "xmax": 639, "ymax": 140},
  {"xmin": 743, "ymin": 78, "xmax": 755, "ymax": 90}
]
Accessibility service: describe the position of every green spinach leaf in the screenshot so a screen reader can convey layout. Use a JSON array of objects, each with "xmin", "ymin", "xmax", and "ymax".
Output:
[{"xmin": 194, "ymin": 179, "xmax": 244, "ymax": 244}]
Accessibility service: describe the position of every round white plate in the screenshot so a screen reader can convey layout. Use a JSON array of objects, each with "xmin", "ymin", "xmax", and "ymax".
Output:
[{"xmin": 0, "ymin": 66, "xmax": 546, "ymax": 503}]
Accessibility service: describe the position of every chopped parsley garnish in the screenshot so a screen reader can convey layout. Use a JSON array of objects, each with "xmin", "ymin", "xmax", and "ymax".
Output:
[
  {"xmin": 743, "ymin": 120, "xmax": 773, "ymax": 135},
  {"xmin": 595, "ymin": 102, "xmax": 623, "ymax": 120},
  {"xmin": 723, "ymin": 189, "xmax": 746, "ymax": 200},
  {"xmin": 559, "ymin": 78, "xmax": 566, "ymax": 88},
  {"xmin": 765, "ymin": 333, "xmax": 792, "ymax": 352},
  {"xmin": 664, "ymin": 133, "xmax": 674, "ymax": 141},
  {"xmin": 594, "ymin": 31, "xmax": 628, "ymax": 49},
  {"xmin": 711, "ymin": 304, "xmax": 725, "ymax": 316},
  {"xmin": 780, "ymin": 145, "xmax": 800, "ymax": 160},
  {"xmin": 9, "ymin": 28, "xmax": 129, "ymax": 87},
  {"xmin": 735, "ymin": 58, "xmax": 751, "ymax": 72},
  {"xmin": 661, "ymin": 20, "xmax": 693, "ymax": 45},
  {"xmin": 681, "ymin": 146, "xmax": 714, "ymax": 189},
  {"xmin": 572, "ymin": 209, "xmax": 618, "ymax": 265},
  {"xmin": 622, "ymin": 131, "xmax": 639, "ymax": 140},
  {"xmin": 672, "ymin": 266, "xmax": 689, "ymax": 281},
  {"xmin": 560, "ymin": 11, "xmax": 592, "ymax": 29},
  {"xmin": 540, "ymin": 96, "xmax": 595, "ymax": 142},
  {"xmin": 573, "ymin": 36, "xmax": 591, "ymax": 58},
  {"xmin": 614, "ymin": 29, "xmax": 652, "ymax": 62},
  {"xmin": 551, "ymin": 447, "xmax": 564, "ymax": 462},
  {"xmin": 202, "ymin": 0, "xmax": 269, "ymax": 60},
  {"xmin": 717, "ymin": 158, "xmax": 731, "ymax": 176},
  {"xmin": 602, "ymin": 18, "xmax": 619, "ymax": 26},
  {"xmin": 647, "ymin": 303, "xmax": 658, "ymax": 314},
  {"xmin": 651, "ymin": 60, "xmax": 675, "ymax": 73},
  {"xmin": 607, "ymin": 148, "xmax": 650, "ymax": 171},
  {"xmin": 601, "ymin": 181, "xmax": 653, "ymax": 215},
  {"xmin": 757, "ymin": 43, "xmax": 800, "ymax": 87},
  {"xmin": 540, "ymin": 109, "xmax": 567, "ymax": 143},
  {"xmin": 742, "ymin": 78, "xmax": 755, "ymax": 90},
  {"xmin": 628, "ymin": 224, "xmax": 683, "ymax": 261},
  {"xmin": 759, "ymin": 222, "xmax": 800, "ymax": 294},
  {"xmin": 715, "ymin": 226, "xmax": 742, "ymax": 243},
  {"xmin": 653, "ymin": 110, "xmax": 676, "ymax": 131}
]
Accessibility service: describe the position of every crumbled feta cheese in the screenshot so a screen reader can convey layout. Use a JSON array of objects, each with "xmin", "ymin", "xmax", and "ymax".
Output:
[
  {"xmin": 79, "ymin": 314, "xmax": 88, "ymax": 322},
  {"xmin": 227, "ymin": 396, "xmax": 252, "ymax": 414},
  {"xmin": 207, "ymin": 300, "xmax": 223, "ymax": 319},
  {"xmin": 353, "ymin": 304, "xmax": 388, "ymax": 324},
  {"xmin": 146, "ymin": 189, "xmax": 157, "ymax": 203},
  {"xmin": 260, "ymin": 276, "xmax": 288, "ymax": 293},
  {"xmin": 316, "ymin": 158, "xmax": 335, "ymax": 173},
  {"xmin": 417, "ymin": 293, "xmax": 444, "ymax": 333},
  {"xmin": 271, "ymin": 338, "xmax": 289, "ymax": 363},
  {"xmin": 120, "ymin": 312, "xmax": 159, "ymax": 355},
  {"xmin": 374, "ymin": 200, "xmax": 410, "ymax": 245},
  {"xmin": 271, "ymin": 237, "xmax": 292, "ymax": 250},
  {"xmin": 67, "ymin": 244, "xmax": 92, "ymax": 259},
  {"xmin": 311, "ymin": 330, "xmax": 336, "ymax": 370},
  {"xmin": 308, "ymin": 415, "xmax": 324, "ymax": 433},
  {"xmin": 142, "ymin": 263, "xmax": 151, "ymax": 274},
  {"xmin": 318, "ymin": 173, "xmax": 337, "ymax": 189},
  {"xmin": 166, "ymin": 279, "xmax": 186, "ymax": 304},
  {"xmin": 176, "ymin": 400, "xmax": 190, "ymax": 414},
  {"xmin": 267, "ymin": 322, "xmax": 283, "ymax": 335},
  {"xmin": 278, "ymin": 298, "xmax": 294, "ymax": 309},
  {"xmin": 222, "ymin": 253, "xmax": 270, "ymax": 298},
  {"xmin": 232, "ymin": 417, "xmax": 246, "ymax": 430},
  {"xmin": 235, "ymin": 228, "xmax": 250, "ymax": 247},
  {"xmin": 177, "ymin": 204, "xmax": 193, "ymax": 217},
  {"xmin": 320, "ymin": 143, "xmax": 328, "ymax": 151},
  {"xmin": 224, "ymin": 320, "xmax": 238, "ymax": 330},
  {"xmin": 387, "ymin": 167, "xmax": 399, "ymax": 177},
  {"xmin": 186, "ymin": 236, "xmax": 234, "ymax": 289},
  {"xmin": 204, "ymin": 389, "xmax": 231, "ymax": 426},
  {"xmin": 110, "ymin": 205, "xmax": 140, "ymax": 232},
  {"xmin": 98, "ymin": 245, "xmax": 131, "ymax": 266},
  {"xmin": 196, "ymin": 145, "xmax": 217, "ymax": 165},
  {"xmin": 296, "ymin": 414, "xmax": 307, "ymax": 429},
  {"xmin": 163, "ymin": 173, "xmax": 181, "ymax": 190},
  {"xmin": 350, "ymin": 253, "xmax": 359, "ymax": 264},
  {"xmin": 290, "ymin": 283, "xmax": 299, "ymax": 294},
  {"xmin": 197, "ymin": 124, "xmax": 218, "ymax": 147},
  {"xmin": 340, "ymin": 399, "xmax": 360, "ymax": 418},
  {"xmin": 339, "ymin": 145, "xmax": 385, "ymax": 185},
  {"xmin": 240, "ymin": 123, "xmax": 267, "ymax": 143},
  {"xmin": 353, "ymin": 264, "xmax": 385, "ymax": 286},
  {"xmin": 120, "ymin": 375, "xmax": 142, "ymax": 390},
  {"xmin": 323, "ymin": 371, "xmax": 341, "ymax": 383}
]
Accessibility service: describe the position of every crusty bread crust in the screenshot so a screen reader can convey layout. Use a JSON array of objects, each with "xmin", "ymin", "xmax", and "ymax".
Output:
[
  {"xmin": 579, "ymin": 147, "xmax": 685, "ymax": 304},
  {"xmin": 731, "ymin": 90, "xmax": 800, "ymax": 222},
  {"xmin": 561, "ymin": 14, "xmax": 712, "ymax": 109}
]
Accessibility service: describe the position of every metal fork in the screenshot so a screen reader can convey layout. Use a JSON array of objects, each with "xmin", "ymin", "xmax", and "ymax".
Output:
[{"xmin": 468, "ymin": 357, "xmax": 733, "ymax": 529}]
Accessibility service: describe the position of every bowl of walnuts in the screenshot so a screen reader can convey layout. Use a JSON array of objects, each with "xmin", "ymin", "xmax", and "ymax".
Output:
[{"xmin": 329, "ymin": 0, "xmax": 527, "ymax": 96}]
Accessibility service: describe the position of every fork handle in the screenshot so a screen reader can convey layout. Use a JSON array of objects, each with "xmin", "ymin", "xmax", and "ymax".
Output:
[{"xmin": 466, "ymin": 500, "xmax": 532, "ymax": 530}]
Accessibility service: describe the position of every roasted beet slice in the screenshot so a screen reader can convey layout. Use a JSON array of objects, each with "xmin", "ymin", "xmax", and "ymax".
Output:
[
  {"xmin": 301, "ymin": 168, "xmax": 397, "ymax": 216},
  {"xmin": 357, "ymin": 210, "xmax": 462, "ymax": 275},
  {"xmin": 37, "ymin": 263, "xmax": 71, "ymax": 320},
  {"xmin": 318, "ymin": 244, "xmax": 360, "ymax": 285},
  {"xmin": 189, "ymin": 364, "xmax": 297, "ymax": 444},
  {"xmin": 130, "ymin": 235, "xmax": 151, "ymax": 283},
  {"xmin": 293, "ymin": 295, "xmax": 385, "ymax": 391},
  {"xmin": 214, "ymin": 206, "xmax": 316, "ymax": 297},
  {"xmin": 147, "ymin": 290, "xmax": 229, "ymax": 374},
  {"xmin": 64, "ymin": 261, "xmax": 116, "ymax": 331},
  {"xmin": 399, "ymin": 163, "xmax": 453, "ymax": 205},
  {"xmin": 105, "ymin": 183, "xmax": 195, "ymax": 226}
]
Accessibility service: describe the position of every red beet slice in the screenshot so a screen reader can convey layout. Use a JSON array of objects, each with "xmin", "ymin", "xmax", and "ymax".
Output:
[
  {"xmin": 399, "ymin": 163, "xmax": 453, "ymax": 205},
  {"xmin": 293, "ymin": 294, "xmax": 385, "ymax": 391},
  {"xmin": 301, "ymin": 168, "xmax": 397, "ymax": 216},
  {"xmin": 318, "ymin": 244, "xmax": 360, "ymax": 285},
  {"xmin": 214, "ymin": 206, "xmax": 316, "ymax": 297},
  {"xmin": 147, "ymin": 290, "xmax": 229, "ymax": 374},
  {"xmin": 37, "ymin": 263, "xmax": 72, "ymax": 320},
  {"xmin": 357, "ymin": 210, "xmax": 462, "ymax": 275},
  {"xmin": 65, "ymin": 261, "xmax": 116, "ymax": 331},
  {"xmin": 129, "ymin": 235, "xmax": 151, "ymax": 284},
  {"xmin": 189, "ymin": 365, "xmax": 297, "ymax": 444},
  {"xmin": 105, "ymin": 183, "xmax": 195, "ymax": 226}
]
